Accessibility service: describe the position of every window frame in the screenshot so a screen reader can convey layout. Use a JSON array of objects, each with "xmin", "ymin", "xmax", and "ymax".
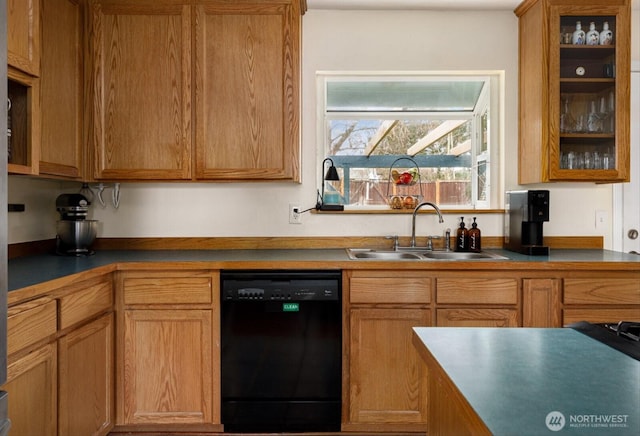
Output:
[{"xmin": 316, "ymin": 71, "xmax": 504, "ymax": 210}]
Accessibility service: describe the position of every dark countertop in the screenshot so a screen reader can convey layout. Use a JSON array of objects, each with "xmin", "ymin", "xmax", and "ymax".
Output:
[
  {"xmin": 8, "ymin": 248, "xmax": 640, "ymax": 292},
  {"xmin": 413, "ymin": 327, "xmax": 640, "ymax": 435},
  {"xmin": 8, "ymin": 249, "xmax": 349, "ymax": 292}
]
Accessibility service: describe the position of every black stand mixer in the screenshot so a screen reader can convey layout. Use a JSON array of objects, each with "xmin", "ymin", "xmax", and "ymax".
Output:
[{"xmin": 55, "ymin": 194, "xmax": 98, "ymax": 256}]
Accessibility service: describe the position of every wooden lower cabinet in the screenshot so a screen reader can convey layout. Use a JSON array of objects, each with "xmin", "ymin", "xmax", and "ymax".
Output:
[
  {"xmin": 4, "ymin": 264, "xmax": 637, "ymax": 435},
  {"xmin": 116, "ymin": 270, "xmax": 221, "ymax": 432},
  {"xmin": 121, "ymin": 309, "xmax": 214, "ymax": 425},
  {"xmin": 344, "ymin": 270, "xmax": 432, "ymax": 432},
  {"xmin": 3, "ymin": 343, "xmax": 58, "ymax": 436},
  {"xmin": 346, "ymin": 307, "xmax": 430, "ymax": 432},
  {"xmin": 58, "ymin": 313, "xmax": 114, "ymax": 436}
]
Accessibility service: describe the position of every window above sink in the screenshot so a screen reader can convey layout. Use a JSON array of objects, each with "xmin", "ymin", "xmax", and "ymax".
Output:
[{"xmin": 317, "ymin": 71, "xmax": 505, "ymax": 211}]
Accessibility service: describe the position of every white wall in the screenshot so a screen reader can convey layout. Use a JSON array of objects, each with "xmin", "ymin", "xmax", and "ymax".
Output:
[{"xmin": 9, "ymin": 6, "xmax": 639, "ymax": 248}]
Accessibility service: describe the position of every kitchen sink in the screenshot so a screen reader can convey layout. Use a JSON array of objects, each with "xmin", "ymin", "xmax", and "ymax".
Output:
[
  {"xmin": 347, "ymin": 250, "xmax": 424, "ymax": 260},
  {"xmin": 346, "ymin": 248, "xmax": 508, "ymax": 261},
  {"xmin": 421, "ymin": 251, "xmax": 508, "ymax": 260}
]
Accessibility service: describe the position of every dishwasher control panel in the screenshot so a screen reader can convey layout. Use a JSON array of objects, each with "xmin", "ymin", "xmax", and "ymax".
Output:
[{"xmin": 221, "ymin": 270, "xmax": 341, "ymax": 301}]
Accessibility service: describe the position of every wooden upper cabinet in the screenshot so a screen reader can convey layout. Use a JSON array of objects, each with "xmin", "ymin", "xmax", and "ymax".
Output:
[
  {"xmin": 87, "ymin": 0, "xmax": 192, "ymax": 180},
  {"xmin": 515, "ymin": 0, "xmax": 630, "ymax": 183},
  {"xmin": 86, "ymin": 0, "xmax": 302, "ymax": 182},
  {"xmin": 39, "ymin": 0, "xmax": 84, "ymax": 179},
  {"xmin": 194, "ymin": 0, "xmax": 301, "ymax": 181},
  {"xmin": 7, "ymin": 0, "xmax": 40, "ymax": 76}
]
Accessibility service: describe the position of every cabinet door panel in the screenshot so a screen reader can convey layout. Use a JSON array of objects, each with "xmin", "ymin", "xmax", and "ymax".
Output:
[
  {"xmin": 522, "ymin": 278, "xmax": 562, "ymax": 327},
  {"xmin": 7, "ymin": 0, "xmax": 40, "ymax": 76},
  {"xmin": 58, "ymin": 313, "xmax": 114, "ymax": 436},
  {"xmin": 39, "ymin": 0, "xmax": 84, "ymax": 178},
  {"xmin": 194, "ymin": 1, "xmax": 300, "ymax": 180},
  {"xmin": 2, "ymin": 343, "xmax": 57, "ymax": 436},
  {"xmin": 122, "ymin": 309, "xmax": 213, "ymax": 425},
  {"xmin": 89, "ymin": 1, "xmax": 192, "ymax": 180},
  {"xmin": 347, "ymin": 307, "xmax": 429, "ymax": 431}
]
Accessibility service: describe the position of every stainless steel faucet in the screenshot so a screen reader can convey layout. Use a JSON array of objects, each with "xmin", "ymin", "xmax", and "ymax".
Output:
[{"xmin": 410, "ymin": 202, "xmax": 444, "ymax": 248}]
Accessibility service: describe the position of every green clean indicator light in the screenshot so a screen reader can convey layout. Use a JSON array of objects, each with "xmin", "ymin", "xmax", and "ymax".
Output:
[{"xmin": 283, "ymin": 302, "xmax": 299, "ymax": 312}]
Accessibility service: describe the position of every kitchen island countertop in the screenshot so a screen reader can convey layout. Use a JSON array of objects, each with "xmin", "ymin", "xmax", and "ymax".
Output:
[
  {"xmin": 8, "ymin": 248, "xmax": 640, "ymax": 293},
  {"xmin": 413, "ymin": 327, "xmax": 640, "ymax": 435}
]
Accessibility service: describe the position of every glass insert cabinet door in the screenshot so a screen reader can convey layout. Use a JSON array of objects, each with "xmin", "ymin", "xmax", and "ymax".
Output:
[{"xmin": 550, "ymin": 4, "xmax": 630, "ymax": 182}]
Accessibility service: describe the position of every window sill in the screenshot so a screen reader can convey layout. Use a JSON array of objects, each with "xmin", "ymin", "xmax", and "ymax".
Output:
[{"xmin": 313, "ymin": 208, "xmax": 506, "ymax": 215}]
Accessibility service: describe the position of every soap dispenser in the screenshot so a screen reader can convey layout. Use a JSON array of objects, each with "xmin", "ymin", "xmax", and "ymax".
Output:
[
  {"xmin": 469, "ymin": 217, "xmax": 481, "ymax": 253},
  {"xmin": 455, "ymin": 217, "xmax": 468, "ymax": 252}
]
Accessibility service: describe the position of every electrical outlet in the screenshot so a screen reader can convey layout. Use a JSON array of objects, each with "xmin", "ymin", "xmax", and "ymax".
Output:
[
  {"xmin": 289, "ymin": 204, "xmax": 302, "ymax": 224},
  {"xmin": 595, "ymin": 210, "xmax": 607, "ymax": 230}
]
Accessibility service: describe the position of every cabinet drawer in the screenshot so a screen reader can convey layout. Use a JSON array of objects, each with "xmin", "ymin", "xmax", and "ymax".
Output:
[
  {"xmin": 59, "ymin": 280, "xmax": 113, "ymax": 330},
  {"xmin": 436, "ymin": 278, "xmax": 518, "ymax": 305},
  {"xmin": 564, "ymin": 308, "xmax": 640, "ymax": 325},
  {"xmin": 7, "ymin": 297, "xmax": 57, "ymax": 356},
  {"xmin": 564, "ymin": 278, "xmax": 640, "ymax": 305},
  {"xmin": 436, "ymin": 308, "xmax": 519, "ymax": 327},
  {"xmin": 350, "ymin": 274, "xmax": 431, "ymax": 304},
  {"xmin": 122, "ymin": 272, "xmax": 213, "ymax": 305}
]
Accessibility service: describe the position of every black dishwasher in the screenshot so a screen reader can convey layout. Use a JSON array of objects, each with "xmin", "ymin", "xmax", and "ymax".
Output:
[{"xmin": 220, "ymin": 270, "xmax": 342, "ymax": 433}]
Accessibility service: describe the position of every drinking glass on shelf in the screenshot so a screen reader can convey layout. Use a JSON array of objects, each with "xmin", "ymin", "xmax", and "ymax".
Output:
[
  {"xmin": 560, "ymin": 151, "xmax": 567, "ymax": 169},
  {"xmin": 566, "ymin": 151, "xmax": 576, "ymax": 169},
  {"xmin": 593, "ymin": 151, "xmax": 602, "ymax": 169},
  {"xmin": 574, "ymin": 114, "xmax": 585, "ymax": 133},
  {"xmin": 583, "ymin": 151, "xmax": 593, "ymax": 169},
  {"xmin": 587, "ymin": 100, "xmax": 603, "ymax": 133},
  {"xmin": 560, "ymin": 96, "xmax": 575, "ymax": 133}
]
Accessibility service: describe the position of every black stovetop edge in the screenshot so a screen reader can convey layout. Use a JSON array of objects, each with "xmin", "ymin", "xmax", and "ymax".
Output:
[{"xmin": 567, "ymin": 321, "xmax": 640, "ymax": 361}]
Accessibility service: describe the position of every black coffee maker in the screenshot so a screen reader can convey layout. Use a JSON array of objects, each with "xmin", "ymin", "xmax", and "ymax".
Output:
[{"xmin": 504, "ymin": 190, "xmax": 550, "ymax": 255}]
